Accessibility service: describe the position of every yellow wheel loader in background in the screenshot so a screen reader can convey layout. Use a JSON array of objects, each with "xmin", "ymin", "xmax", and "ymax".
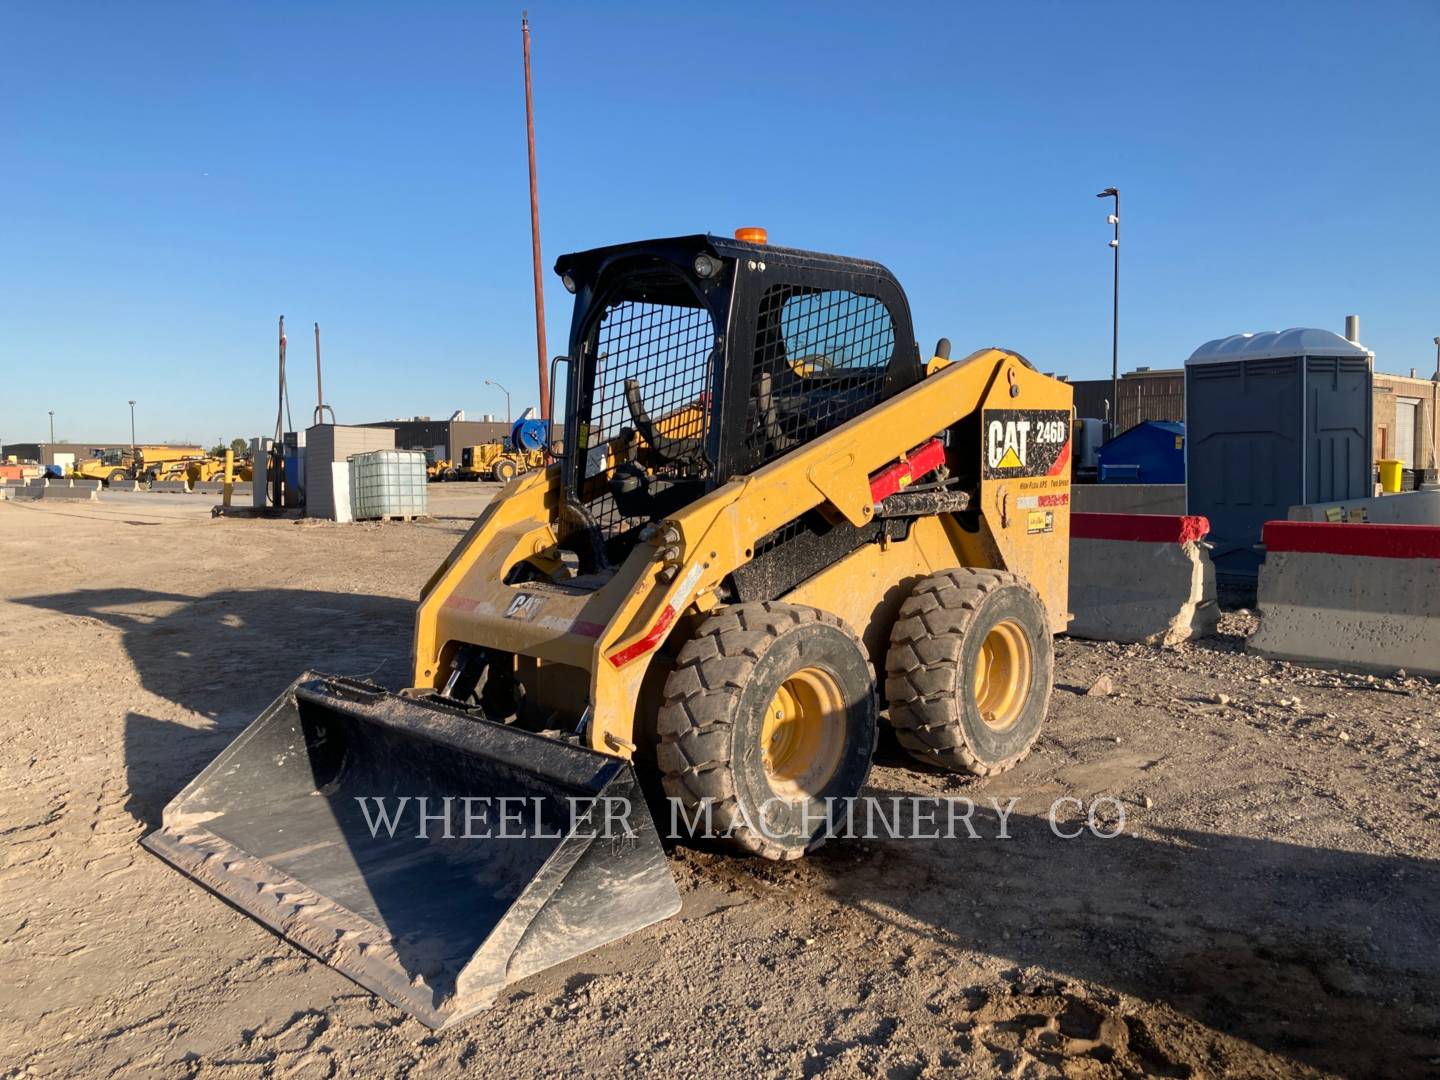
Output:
[
  {"xmin": 71, "ymin": 444, "xmax": 208, "ymax": 485},
  {"xmin": 145, "ymin": 231, "xmax": 1073, "ymax": 1028},
  {"xmin": 458, "ymin": 441, "xmax": 545, "ymax": 482}
]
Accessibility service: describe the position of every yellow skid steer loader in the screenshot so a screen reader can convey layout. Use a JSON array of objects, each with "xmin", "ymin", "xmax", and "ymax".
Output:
[{"xmin": 145, "ymin": 230, "xmax": 1073, "ymax": 1028}]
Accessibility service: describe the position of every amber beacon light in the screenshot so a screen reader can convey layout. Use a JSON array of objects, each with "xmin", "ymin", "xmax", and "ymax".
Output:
[{"xmin": 734, "ymin": 226, "xmax": 768, "ymax": 244}]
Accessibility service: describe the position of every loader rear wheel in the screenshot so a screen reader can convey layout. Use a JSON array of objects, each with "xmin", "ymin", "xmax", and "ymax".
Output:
[
  {"xmin": 493, "ymin": 459, "xmax": 518, "ymax": 483},
  {"xmin": 657, "ymin": 602, "xmax": 877, "ymax": 861},
  {"xmin": 885, "ymin": 568, "xmax": 1052, "ymax": 776}
]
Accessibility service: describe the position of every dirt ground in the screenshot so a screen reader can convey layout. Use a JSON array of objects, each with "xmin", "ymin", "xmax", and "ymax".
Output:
[{"xmin": 2, "ymin": 487, "xmax": 1437, "ymax": 1079}]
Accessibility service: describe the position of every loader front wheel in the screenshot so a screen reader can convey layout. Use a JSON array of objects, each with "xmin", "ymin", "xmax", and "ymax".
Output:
[
  {"xmin": 885, "ymin": 568, "xmax": 1052, "ymax": 776},
  {"xmin": 493, "ymin": 459, "xmax": 518, "ymax": 483},
  {"xmin": 658, "ymin": 602, "xmax": 877, "ymax": 861}
]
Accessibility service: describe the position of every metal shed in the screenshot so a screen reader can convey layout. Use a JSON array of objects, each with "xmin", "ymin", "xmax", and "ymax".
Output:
[{"xmin": 1186, "ymin": 328, "xmax": 1373, "ymax": 580}]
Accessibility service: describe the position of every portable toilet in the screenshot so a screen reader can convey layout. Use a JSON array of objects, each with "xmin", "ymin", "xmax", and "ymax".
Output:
[
  {"xmin": 1186, "ymin": 328, "xmax": 1372, "ymax": 580},
  {"xmin": 1097, "ymin": 420, "xmax": 1185, "ymax": 484}
]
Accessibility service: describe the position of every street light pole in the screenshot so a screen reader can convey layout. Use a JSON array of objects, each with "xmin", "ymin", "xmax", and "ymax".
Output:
[
  {"xmin": 128, "ymin": 400, "xmax": 136, "ymax": 451},
  {"xmin": 48, "ymin": 410, "xmax": 54, "ymax": 443},
  {"xmin": 485, "ymin": 379, "xmax": 512, "ymax": 426},
  {"xmin": 1096, "ymin": 187, "xmax": 1120, "ymax": 437}
]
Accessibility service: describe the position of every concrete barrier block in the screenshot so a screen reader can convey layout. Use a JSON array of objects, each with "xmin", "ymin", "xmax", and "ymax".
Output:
[
  {"xmin": 39, "ymin": 486, "xmax": 100, "ymax": 501},
  {"xmin": 1072, "ymin": 484, "xmax": 1187, "ymax": 516},
  {"xmin": 1068, "ymin": 513, "xmax": 1220, "ymax": 646},
  {"xmin": 151, "ymin": 481, "xmax": 192, "ymax": 494},
  {"xmin": 1288, "ymin": 489, "xmax": 1440, "ymax": 526},
  {"xmin": 1251, "ymin": 522, "xmax": 1440, "ymax": 677}
]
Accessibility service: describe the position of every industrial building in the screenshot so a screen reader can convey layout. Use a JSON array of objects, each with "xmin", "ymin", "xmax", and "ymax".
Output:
[
  {"xmin": 1069, "ymin": 368, "xmax": 1185, "ymax": 433},
  {"xmin": 1373, "ymin": 370, "xmax": 1439, "ymax": 471}
]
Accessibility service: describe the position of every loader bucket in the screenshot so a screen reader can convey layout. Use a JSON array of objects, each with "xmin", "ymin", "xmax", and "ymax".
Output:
[{"xmin": 142, "ymin": 672, "xmax": 680, "ymax": 1028}]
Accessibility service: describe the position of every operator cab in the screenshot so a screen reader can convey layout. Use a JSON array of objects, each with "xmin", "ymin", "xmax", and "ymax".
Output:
[{"xmin": 552, "ymin": 231, "xmax": 923, "ymax": 569}]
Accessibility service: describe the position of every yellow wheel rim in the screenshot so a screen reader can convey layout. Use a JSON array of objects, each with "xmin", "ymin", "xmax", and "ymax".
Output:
[
  {"xmin": 760, "ymin": 667, "xmax": 846, "ymax": 801},
  {"xmin": 973, "ymin": 620, "xmax": 1033, "ymax": 731}
]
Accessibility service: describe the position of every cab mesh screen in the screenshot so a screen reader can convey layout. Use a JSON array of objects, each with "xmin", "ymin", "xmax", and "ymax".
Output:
[{"xmin": 581, "ymin": 298, "xmax": 715, "ymax": 543}]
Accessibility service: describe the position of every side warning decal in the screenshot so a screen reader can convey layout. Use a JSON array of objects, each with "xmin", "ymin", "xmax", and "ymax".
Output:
[{"xmin": 982, "ymin": 409, "xmax": 1072, "ymax": 480}]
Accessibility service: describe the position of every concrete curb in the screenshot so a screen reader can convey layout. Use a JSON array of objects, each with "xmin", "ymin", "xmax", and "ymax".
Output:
[
  {"xmin": 1068, "ymin": 513, "xmax": 1220, "ymax": 645},
  {"xmin": 10, "ymin": 484, "xmax": 100, "ymax": 502},
  {"xmin": 1251, "ymin": 522, "xmax": 1440, "ymax": 676},
  {"xmin": 40, "ymin": 486, "xmax": 101, "ymax": 501}
]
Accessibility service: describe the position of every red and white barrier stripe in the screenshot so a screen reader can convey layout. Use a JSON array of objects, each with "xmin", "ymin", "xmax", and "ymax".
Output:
[
  {"xmin": 1251, "ymin": 521, "xmax": 1440, "ymax": 677},
  {"xmin": 1068, "ymin": 513, "xmax": 1219, "ymax": 645}
]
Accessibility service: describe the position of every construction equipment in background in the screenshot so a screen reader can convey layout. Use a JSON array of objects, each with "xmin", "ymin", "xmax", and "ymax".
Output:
[
  {"xmin": 71, "ymin": 444, "xmax": 206, "ymax": 485},
  {"xmin": 455, "ymin": 409, "xmax": 554, "ymax": 482},
  {"xmin": 70, "ymin": 448, "xmax": 132, "ymax": 484},
  {"xmin": 145, "ymin": 230, "xmax": 1073, "ymax": 1029},
  {"xmin": 131, "ymin": 445, "xmax": 207, "ymax": 482},
  {"xmin": 423, "ymin": 449, "xmax": 455, "ymax": 482},
  {"xmin": 457, "ymin": 441, "xmax": 544, "ymax": 482}
]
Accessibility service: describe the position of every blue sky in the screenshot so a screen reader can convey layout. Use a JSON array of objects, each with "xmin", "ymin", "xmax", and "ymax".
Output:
[{"xmin": 3, "ymin": 1, "xmax": 1438, "ymax": 446}]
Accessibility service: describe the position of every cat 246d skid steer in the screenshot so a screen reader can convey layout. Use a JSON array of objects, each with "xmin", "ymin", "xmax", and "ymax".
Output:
[{"xmin": 145, "ymin": 229, "xmax": 1074, "ymax": 1028}]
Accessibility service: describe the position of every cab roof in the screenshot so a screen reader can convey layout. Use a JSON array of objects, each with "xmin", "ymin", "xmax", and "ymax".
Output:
[{"xmin": 553, "ymin": 233, "xmax": 897, "ymax": 289}]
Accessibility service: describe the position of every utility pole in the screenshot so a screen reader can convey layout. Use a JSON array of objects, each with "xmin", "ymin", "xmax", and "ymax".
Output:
[
  {"xmin": 522, "ymin": 12, "xmax": 550, "ymax": 419},
  {"xmin": 1096, "ymin": 187, "xmax": 1120, "ymax": 437},
  {"xmin": 128, "ymin": 400, "xmax": 136, "ymax": 451},
  {"xmin": 48, "ymin": 410, "xmax": 54, "ymax": 443}
]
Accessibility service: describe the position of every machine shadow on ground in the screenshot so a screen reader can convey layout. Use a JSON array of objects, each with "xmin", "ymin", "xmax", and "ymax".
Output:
[
  {"xmin": 18, "ymin": 586, "xmax": 415, "ymax": 828},
  {"xmin": 786, "ymin": 795, "xmax": 1440, "ymax": 1078}
]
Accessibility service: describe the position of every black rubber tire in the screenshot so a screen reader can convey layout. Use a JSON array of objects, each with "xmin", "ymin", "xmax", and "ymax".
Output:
[
  {"xmin": 885, "ymin": 568, "xmax": 1053, "ymax": 776},
  {"xmin": 106, "ymin": 469, "xmax": 127, "ymax": 486},
  {"xmin": 657, "ymin": 601, "xmax": 878, "ymax": 861},
  {"xmin": 493, "ymin": 459, "xmax": 518, "ymax": 483}
]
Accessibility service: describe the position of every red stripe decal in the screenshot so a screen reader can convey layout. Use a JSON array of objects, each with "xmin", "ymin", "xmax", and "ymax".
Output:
[
  {"xmin": 869, "ymin": 438, "xmax": 946, "ymax": 503},
  {"xmin": 1072, "ymin": 512, "xmax": 1210, "ymax": 544},
  {"xmin": 1262, "ymin": 521, "xmax": 1440, "ymax": 560},
  {"xmin": 1046, "ymin": 435, "xmax": 1072, "ymax": 477},
  {"xmin": 607, "ymin": 604, "xmax": 677, "ymax": 668}
]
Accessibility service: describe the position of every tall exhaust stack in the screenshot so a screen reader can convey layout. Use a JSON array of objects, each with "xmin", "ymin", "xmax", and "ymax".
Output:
[{"xmin": 1344, "ymin": 314, "xmax": 1360, "ymax": 343}]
